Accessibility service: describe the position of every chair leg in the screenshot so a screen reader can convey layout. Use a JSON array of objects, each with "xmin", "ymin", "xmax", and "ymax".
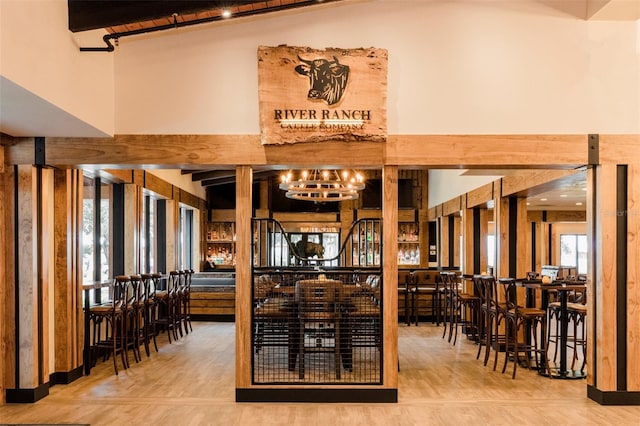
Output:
[
  {"xmin": 493, "ymin": 315, "xmax": 502, "ymax": 371},
  {"xmin": 502, "ymin": 317, "xmax": 511, "ymax": 374},
  {"xmin": 484, "ymin": 314, "xmax": 492, "ymax": 366}
]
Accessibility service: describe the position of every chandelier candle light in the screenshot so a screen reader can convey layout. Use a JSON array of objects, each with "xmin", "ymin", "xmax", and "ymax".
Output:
[{"xmin": 279, "ymin": 169, "xmax": 365, "ymax": 202}]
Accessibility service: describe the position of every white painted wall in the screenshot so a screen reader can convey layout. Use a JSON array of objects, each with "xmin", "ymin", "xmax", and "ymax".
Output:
[
  {"xmin": 428, "ymin": 170, "xmax": 499, "ymax": 207},
  {"xmin": 113, "ymin": 0, "xmax": 639, "ymax": 135},
  {"xmin": 147, "ymin": 169, "xmax": 206, "ymax": 199},
  {"xmin": 0, "ymin": 0, "xmax": 114, "ymax": 136}
]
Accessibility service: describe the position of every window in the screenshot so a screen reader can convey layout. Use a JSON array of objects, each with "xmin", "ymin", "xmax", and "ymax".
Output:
[
  {"xmin": 82, "ymin": 176, "xmax": 95, "ymax": 283},
  {"xmin": 487, "ymin": 234, "xmax": 495, "ymax": 269},
  {"xmin": 178, "ymin": 205, "xmax": 194, "ymax": 270},
  {"xmin": 140, "ymin": 194, "xmax": 156, "ymax": 274},
  {"xmin": 560, "ymin": 234, "xmax": 588, "ymax": 275},
  {"xmin": 82, "ymin": 176, "xmax": 112, "ymax": 283}
]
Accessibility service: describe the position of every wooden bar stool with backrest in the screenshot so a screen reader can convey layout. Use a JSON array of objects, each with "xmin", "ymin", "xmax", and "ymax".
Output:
[
  {"xmin": 474, "ymin": 275, "xmax": 489, "ymax": 362},
  {"xmin": 120, "ymin": 274, "xmax": 141, "ymax": 365},
  {"xmin": 155, "ymin": 271, "xmax": 179, "ymax": 343},
  {"xmin": 127, "ymin": 274, "xmax": 146, "ymax": 362},
  {"xmin": 182, "ymin": 269, "xmax": 194, "ymax": 334},
  {"xmin": 499, "ymin": 277, "xmax": 548, "ymax": 379},
  {"xmin": 450, "ymin": 273, "xmax": 480, "ymax": 345},
  {"xmin": 175, "ymin": 270, "xmax": 187, "ymax": 337},
  {"xmin": 140, "ymin": 273, "xmax": 159, "ymax": 355},
  {"xmin": 482, "ymin": 275, "xmax": 507, "ymax": 369},
  {"xmin": 88, "ymin": 275, "xmax": 129, "ymax": 374},
  {"xmin": 566, "ymin": 284, "xmax": 587, "ymax": 374},
  {"xmin": 440, "ymin": 272, "xmax": 453, "ymax": 340}
]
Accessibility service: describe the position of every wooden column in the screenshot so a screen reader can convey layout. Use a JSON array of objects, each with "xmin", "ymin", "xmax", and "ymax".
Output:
[
  {"xmin": 5, "ymin": 165, "xmax": 52, "ymax": 403},
  {"xmin": 587, "ymin": 151, "xmax": 640, "ymax": 404},
  {"xmin": 452, "ymin": 215, "xmax": 461, "ymax": 268},
  {"xmin": 418, "ymin": 171, "xmax": 429, "ymax": 268},
  {"xmin": 165, "ymin": 199, "xmax": 177, "ymax": 272},
  {"xmin": 439, "ymin": 216, "xmax": 449, "ymax": 268},
  {"xmin": 382, "ymin": 165, "xmax": 398, "ymax": 393},
  {"xmin": 124, "ymin": 183, "xmax": 142, "ymax": 274},
  {"xmin": 0, "ymin": 147, "xmax": 6, "ymax": 404},
  {"xmin": 52, "ymin": 169, "xmax": 84, "ymax": 383},
  {"xmin": 235, "ymin": 165, "xmax": 252, "ymax": 390},
  {"xmin": 495, "ymin": 194, "xmax": 529, "ymax": 280},
  {"xmin": 478, "ymin": 208, "xmax": 489, "ymax": 274},
  {"xmin": 462, "ymin": 206, "xmax": 488, "ymax": 274},
  {"xmin": 462, "ymin": 207, "xmax": 473, "ymax": 273}
]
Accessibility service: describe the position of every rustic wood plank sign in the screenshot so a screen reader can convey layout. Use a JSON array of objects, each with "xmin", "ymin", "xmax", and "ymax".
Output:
[{"xmin": 258, "ymin": 45, "xmax": 387, "ymax": 145}]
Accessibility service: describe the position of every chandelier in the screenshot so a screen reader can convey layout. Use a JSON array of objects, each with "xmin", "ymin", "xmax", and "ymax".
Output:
[{"xmin": 279, "ymin": 169, "xmax": 365, "ymax": 202}]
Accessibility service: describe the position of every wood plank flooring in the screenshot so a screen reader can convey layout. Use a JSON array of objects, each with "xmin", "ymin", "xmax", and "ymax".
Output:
[{"xmin": 2, "ymin": 322, "xmax": 640, "ymax": 425}]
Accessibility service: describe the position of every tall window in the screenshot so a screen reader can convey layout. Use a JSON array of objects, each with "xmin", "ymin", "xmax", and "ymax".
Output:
[
  {"xmin": 178, "ymin": 205, "xmax": 194, "ymax": 270},
  {"xmin": 487, "ymin": 234, "xmax": 495, "ymax": 270},
  {"xmin": 82, "ymin": 176, "xmax": 95, "ymax": 283},
  {"xmin": 99, "ymin": 182, "xmax": 111, "ymax": 281},
  {"xmin": 560, "ymin": 234, "xmax": 588, "ymax": 275},
  {"xmin": 140, "ymin": 194, "xmax": 157, "ymax": 273},
  {"xmin": 82, "ymin": 176, "xmax": 111, "ymax": 283}
]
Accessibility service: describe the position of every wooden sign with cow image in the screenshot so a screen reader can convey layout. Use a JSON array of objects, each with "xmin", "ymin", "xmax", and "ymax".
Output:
[{"xmin": 258, "ymin": 45, "xmax": 388, "ymax": 145}]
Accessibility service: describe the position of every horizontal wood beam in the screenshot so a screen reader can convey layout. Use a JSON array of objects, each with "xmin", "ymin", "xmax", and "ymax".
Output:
[{"xmin": 5, "ymin": 134, "xmax": 589, "ymax": 168}]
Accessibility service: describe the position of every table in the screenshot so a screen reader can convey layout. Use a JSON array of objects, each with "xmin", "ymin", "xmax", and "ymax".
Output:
[{"xmin": 520, "ymin": 280, "xmax": 587, "ymax": 379}]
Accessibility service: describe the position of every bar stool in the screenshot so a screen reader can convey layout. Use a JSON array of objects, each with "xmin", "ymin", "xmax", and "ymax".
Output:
[
  {"xmin": 450, "ymin": 273, "xmax": 480, "ymax": 345},
  {"xmin": 567, "ymin": 286, "xmax": 587, "ymax": 374},
  {"xmin": 181, "ymin": 269, "xmax": 194, "ymax": 334},
  {"xmin": 140, "ymin": 273, "xmax": 159, "ymax": 355},
  {"xmin": 567, "ymin": 302, "xmax": 587, "ymax": 374},
  {"xmin": 155, "ymin": 271, "xmax": 180, "ymax": 343},
  {"xmin": 474, "ymin": 275, "xmax": 489, "ymax": 362},
  {"xmin": 480, "ymin": 275, "xmax": 506, "ymax": 369},
  {"xmin": 440, "ymin": 272, "xmax": 454, "ymax": 340},
  {"xmin": 127, "ymin": 274, "xmax": 145, "ymax": 363},
  {"xmin": 88, "ymin": 275, "xmax": 129, "ymax": 374},
  {"xmin": 176, "ymin": 270, "xmax": 187, "ymax": 337},
  {"xmin": 499, "ymin": 277, "xmax": 548, "ymax": 379}
]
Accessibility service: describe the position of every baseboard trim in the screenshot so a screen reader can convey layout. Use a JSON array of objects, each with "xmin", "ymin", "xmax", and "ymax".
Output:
[
  {"xmin": 588, "ymin": 385, "xmax": 640, "ymax": 405},
  {"xmin": 6, "ymin": 382, "xmax": 50, "ymax": 403},
  {"xmin": 192, "ymin": 314, "xmax": 235, "ymax": 322},
  {"xmin": 236, "ymin": 388, "xmax": 397, "ymax": 403},
  {"xmin": 50, "ymin": 365, "xmax": 84, "ymax": 385}
]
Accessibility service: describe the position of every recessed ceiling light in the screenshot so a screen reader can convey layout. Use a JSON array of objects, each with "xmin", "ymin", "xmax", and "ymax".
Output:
[
  {"xmin": 560, "ymin": 194, "xmax": 568, "ymax": 198},
  {"xmin": 576, "ymin": 202, "xmax": 583, "ymax": 206},
  {"xmin": 540, "ymin": 198, "xmax": 547, "ymax": 201},
  {"xmin": 221, "ymin": 9, "xmax": 232, "ymax": 18},
  {"xmin": 582, "ymin": 188, "xmax": 587, "ymax": 191},
  {"xmin": 526, "ymin": 202, "xmax": 530, "ymax": 206}
]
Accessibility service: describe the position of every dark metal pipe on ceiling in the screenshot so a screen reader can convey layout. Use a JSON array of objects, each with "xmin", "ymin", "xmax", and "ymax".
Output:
[{"xmin": 79, "ymin": 0, "xmax": 333, "ymax": 52}]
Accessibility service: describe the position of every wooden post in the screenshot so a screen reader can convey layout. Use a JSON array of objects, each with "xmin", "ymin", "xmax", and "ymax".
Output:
[
  {"xmin": 382, "ymin": 165, "xmax": 398, "ymax": 391},
  {"xmin": 235, "ymin": 165, "xmax": 252, "ymax": 390},
  {"xmin": 53, "ymin": 169, "xmax": 84, "ymax": 381},
  {"xmin": 165, "ymin": 199, "xmax": 177, "ymax": 272},
  {"xmin": 5, "ymin": 165, "xmax": 51, "ymax": 402}
]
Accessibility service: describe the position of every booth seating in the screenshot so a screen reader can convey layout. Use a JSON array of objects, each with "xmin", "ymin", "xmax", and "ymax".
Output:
[{"xmin": 409, "ymin": 271, "xmax": 438, "ymax": 325}]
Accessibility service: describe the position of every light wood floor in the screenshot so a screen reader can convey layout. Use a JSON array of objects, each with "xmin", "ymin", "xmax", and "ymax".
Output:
[{"xmin": 2, "ymin": 322, "xmax": 640, "ymax": 425}]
